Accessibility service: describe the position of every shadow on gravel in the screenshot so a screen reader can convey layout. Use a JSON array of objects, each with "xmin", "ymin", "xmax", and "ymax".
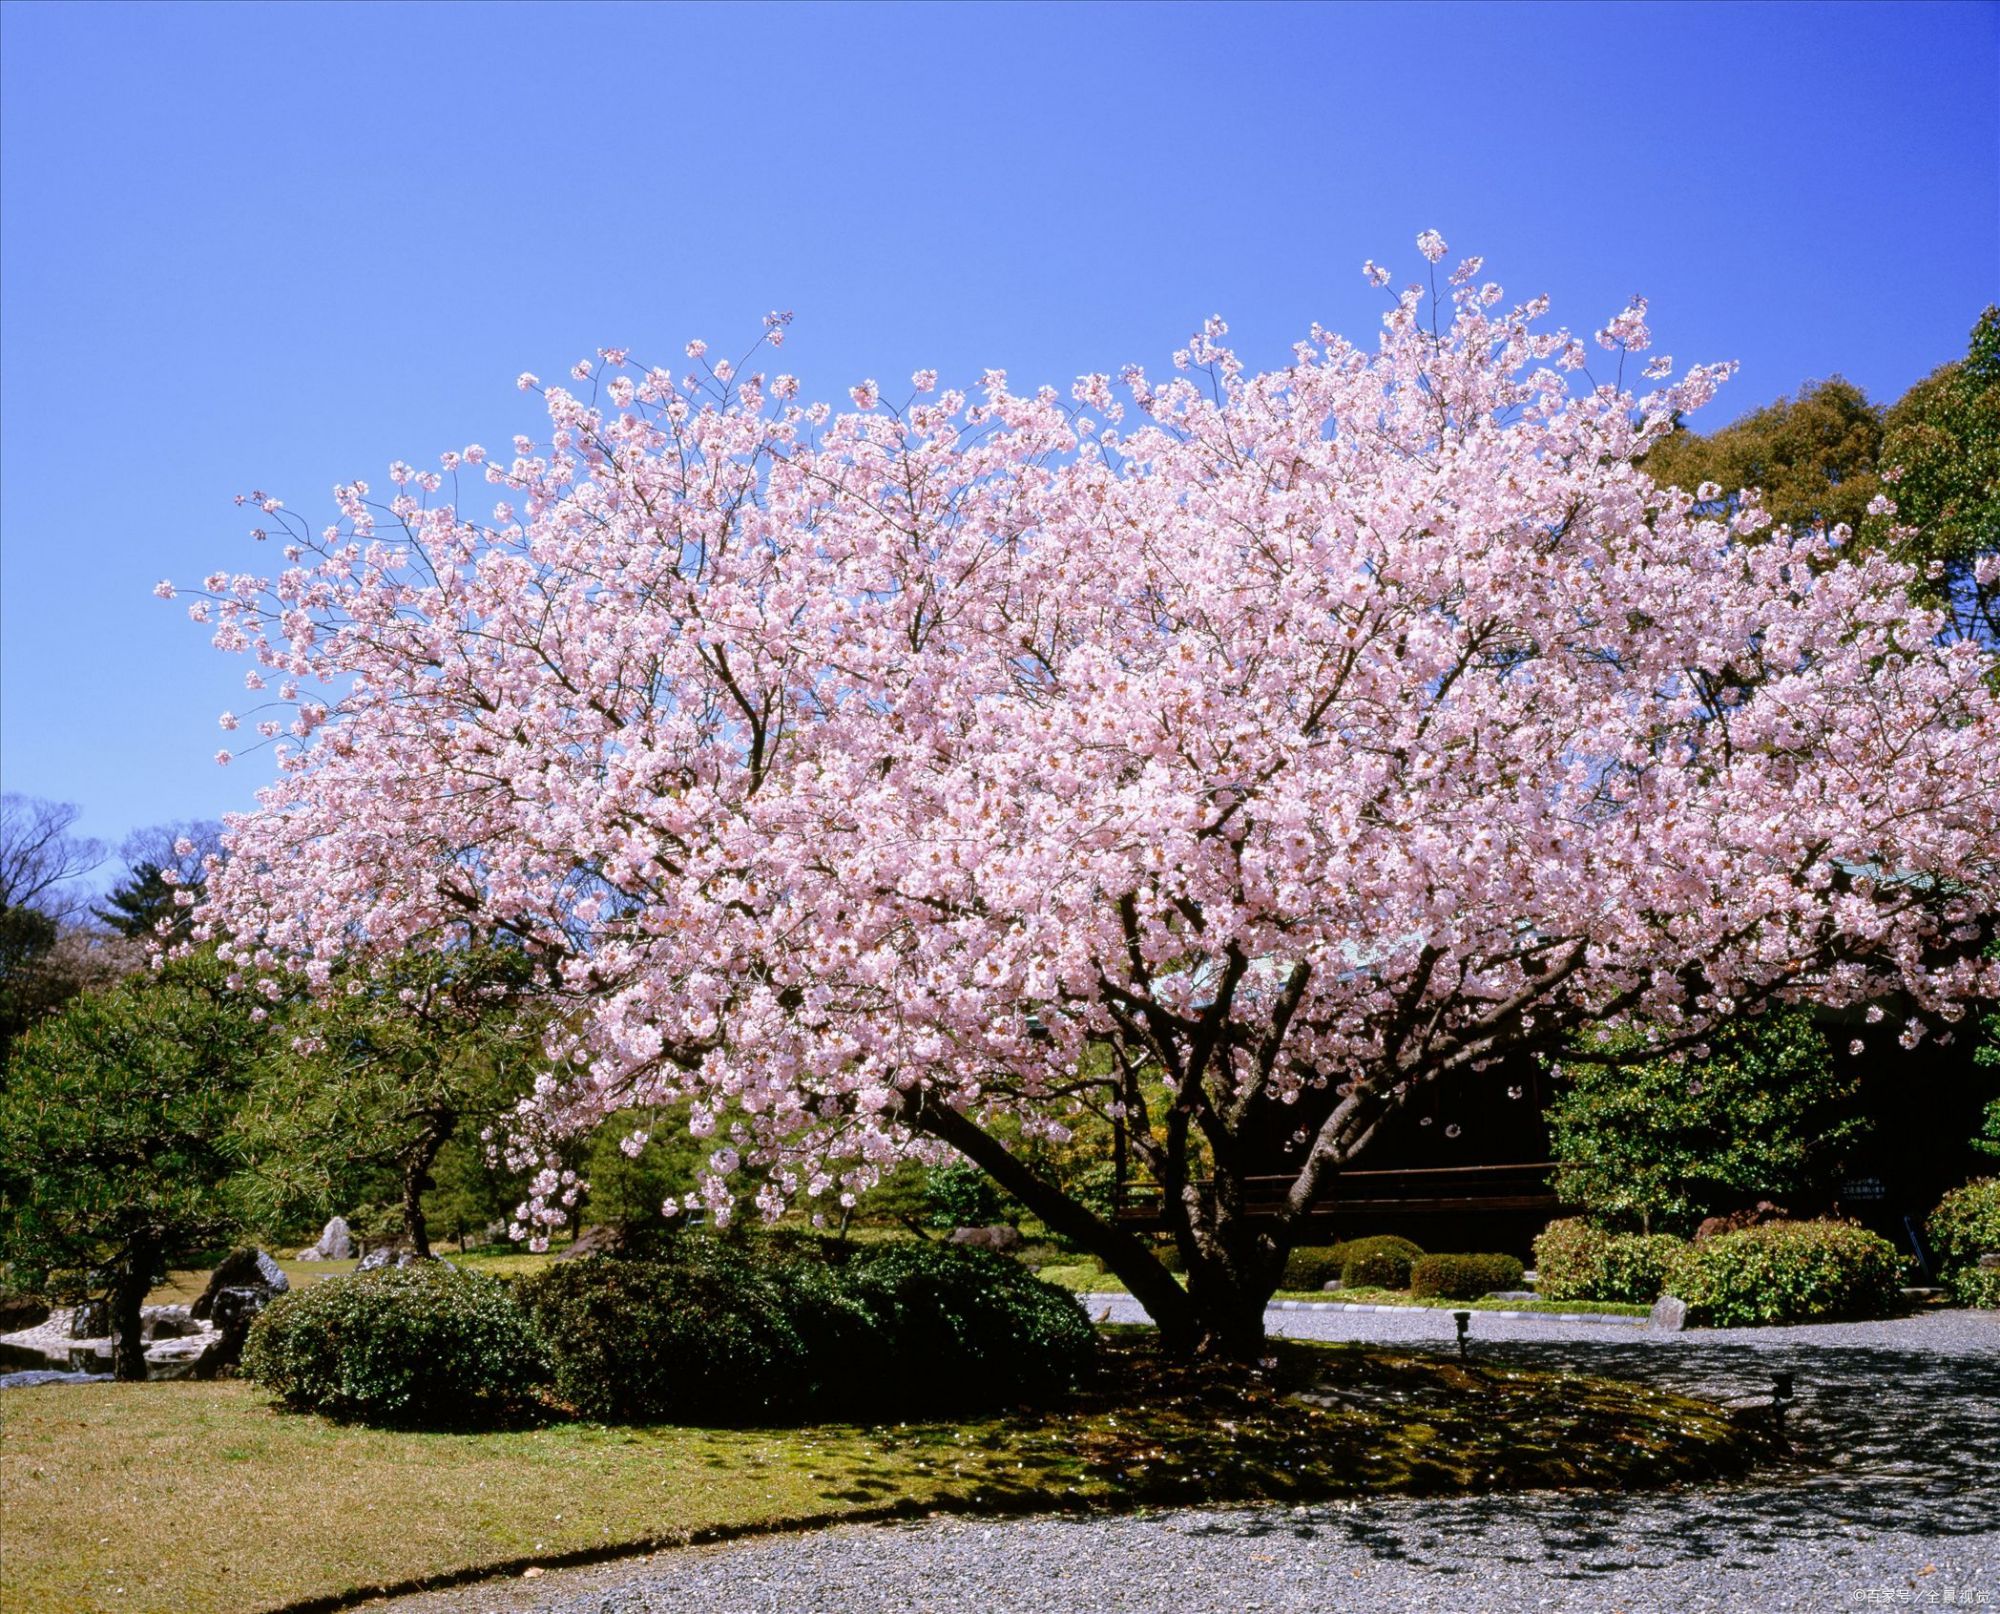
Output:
[{"xmin": 1192, "ymin": 1337, "xmax": 2000, "ymax": 1578}]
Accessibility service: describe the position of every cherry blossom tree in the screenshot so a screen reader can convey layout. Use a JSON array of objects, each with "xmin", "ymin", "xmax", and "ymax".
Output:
[{"xmin": 168, "ymin": 237, "xmax": 2000, "ymax": 1354}]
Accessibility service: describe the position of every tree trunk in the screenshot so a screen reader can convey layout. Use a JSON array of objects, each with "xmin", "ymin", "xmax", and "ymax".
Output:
[
  {"xmin": 110, "ymin": 1230, "xmax": 157, "ymax": 1382},
  {"xmin": 401, "ymin": 1113, "xmax": 454, "ymax": 1259}
]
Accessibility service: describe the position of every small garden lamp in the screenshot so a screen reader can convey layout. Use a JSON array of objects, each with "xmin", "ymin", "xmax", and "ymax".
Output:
[{"xmin": 1453, "ymin": 1310, "xmax": 1472, "ymax": 1358}]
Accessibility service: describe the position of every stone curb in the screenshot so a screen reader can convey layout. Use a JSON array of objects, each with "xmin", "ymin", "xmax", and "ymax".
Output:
[{"xmin": 1085, "ymin": 1291, "xmax": 1653, "ymax": 1328}]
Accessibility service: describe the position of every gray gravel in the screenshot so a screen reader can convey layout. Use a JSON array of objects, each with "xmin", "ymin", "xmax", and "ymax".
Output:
[{"xmin": 390, "ymin": 1307, "xmax": 2000, "ymax": 1614}]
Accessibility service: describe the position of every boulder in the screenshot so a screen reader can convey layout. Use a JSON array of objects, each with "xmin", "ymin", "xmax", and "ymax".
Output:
[
  {"xmin": 304, "ymin": 1215, "xmax": 353, "ymax": 1262},
  {"xmin": 356, "ymin": 1242, "xmax": 422, "ymax": 1273},
  {"xmin": 947, "ymin": 1224, "xmax": 1023, "ymax": 1253},
  {"xmin": 190, "ymin": 1248, "xmax": 290, "ymax": 1369},
  {"xmin": 1650, "ymin": 1294, "xmax": 1689, "ymax": 1331},
  {"xmin": 1695, "ymin": 1202, "xmax": 1788, "ymax": 1243},
  {"xmin": 556, "ymin": 1224, "xmax": 630, "ymax": 1261}
]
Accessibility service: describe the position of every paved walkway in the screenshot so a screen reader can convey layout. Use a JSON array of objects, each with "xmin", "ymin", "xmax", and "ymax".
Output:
[{"xmin": 390, "ymin": 1307, "xmax": 2000, "ymax": 1614}]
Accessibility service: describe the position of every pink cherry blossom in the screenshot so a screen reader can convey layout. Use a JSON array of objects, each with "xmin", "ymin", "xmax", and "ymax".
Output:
[{"xmin": 168, "ymin": 243, "xmax": 2000, "ymax": 1352}]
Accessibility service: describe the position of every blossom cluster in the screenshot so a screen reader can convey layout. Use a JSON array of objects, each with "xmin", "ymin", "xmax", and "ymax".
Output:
[{"xmin": 169, "ymin": 237, "xmax": 2000, "ymax": 1232}]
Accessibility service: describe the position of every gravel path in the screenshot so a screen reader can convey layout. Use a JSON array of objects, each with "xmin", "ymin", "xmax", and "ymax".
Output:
[{"xmin": 387, "ymin": 1308, "xmax": 1999, "ymax": 1614}]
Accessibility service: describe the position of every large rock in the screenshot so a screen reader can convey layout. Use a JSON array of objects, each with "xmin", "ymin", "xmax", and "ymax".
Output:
[
  {"xmin": 1694, "ymin": 1202, "xmax": 1788, "ymax": 1243},
  {"xmin": 556, "ymin": 1224, "xmax": 630, "ymax": 1261},
  {"xmin": 190, "ymin": 1248, "xmax": 290, "ymax": 1369},
  {"xmin": 1650, "ymin": 1294, "xmax": 1689, "ymax": 1331},
  {"xmin": 298, "ymin": 1216, "xmax": 353, "ymax": 1262},
  {"xmin": 356, "ymin": 1241, "xmax": 421, "ymax": 1273},
  {"xmin": 947, "ymin": 1225, "xmax": 1023, "ymax": 1253}
]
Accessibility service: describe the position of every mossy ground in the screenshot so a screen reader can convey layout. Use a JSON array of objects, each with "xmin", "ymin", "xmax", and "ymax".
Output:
[{"xmin": 0, "ymin": 1333, "xmax": 1773, "ymax": 1614}]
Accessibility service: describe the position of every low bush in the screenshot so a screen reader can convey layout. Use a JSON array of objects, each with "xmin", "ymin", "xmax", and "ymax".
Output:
[
  {"xmin": 1341, "ymin": 1235, "xmax": 1425, "ymax": 1290},
  {"xmin": 1408, "ymin": 1253, "xmax": 1524, "ymax": 1301},
  {"xmin": 1667, "ymin": 1219, "xmax": 1903, "ymax": 1327},
  {"xmin": 517, "ymin": 1235, "xmax": 1095, "ymax": 1423},
  {"xmin": 515, "ymin": 1242, "xmax": 809, "ymax": 1423},
  {"xmin": 242, "ymin": 1260, "xmax": 546, "ymax": 1427},
  {"xmin": 1926, "ymin": 1179, "xmax": 2000, "ymax": 1309},
  {"xmin": 1280, "ymin": 1234, "xmax": 1423, "ymax": 1292},
  {"xmin": 1533, "ymin": 1220, "xmax": 1682, "ymax": 1304}
]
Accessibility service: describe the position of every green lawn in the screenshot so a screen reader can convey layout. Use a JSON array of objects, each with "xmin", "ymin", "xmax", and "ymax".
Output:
[
  {"xmin": 146, "ymin": 1248, "xmax": 560, "ymax": 1307},
  {"xmin": 1, "ymin": 1334, "xmax": 1769, "ymax": 1614}
]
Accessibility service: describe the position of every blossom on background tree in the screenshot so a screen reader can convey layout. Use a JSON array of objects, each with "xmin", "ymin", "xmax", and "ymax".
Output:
[{"xmin": 168, "ymin": 238, "xmax": 2000, "ymax": 1353}]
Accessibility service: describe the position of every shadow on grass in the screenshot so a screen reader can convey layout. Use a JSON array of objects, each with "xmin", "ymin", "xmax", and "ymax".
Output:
[{"xmin": 1181, "ymin": 1334, "xmax": 2000, "ymax": 1576}]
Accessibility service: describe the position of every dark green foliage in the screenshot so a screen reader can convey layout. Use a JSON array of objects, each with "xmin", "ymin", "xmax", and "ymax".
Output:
[
  {"xmin": 1533, "ymin": 1219, "xmax": 1682, "ymax": 1304},
  {"xmin": 1667, "ymin": 1220, "xmax": 1903, "ymax": 1327},
  {"xmin": 0, "ymin": 953, "xmax": 264, "ymax": 1375},
  {"xmin": 516, "ymin": 1235, "xmax": 1095, "ymax": 1424},
  {"xmin": 1340, "ymin": 1235, "xmax": 1425, "ymax": 1290},
  {"xmin": 923, "ymin": 1162, "xmax": 1010, "ymax": 1229},
  {"xmin": 515, "ymin": 1242, "xmax": 805, "ymax": 1423},
  {"xmin": 1927, "ymin": 1178, "xmax": 2000, "ymax": 1308},
  {"xmin": 1280, "ymin": 1235, "xmax": 1424, "ymax": 1292},
  {"xmin": 836, "ymin": 1239, "xmax": 1097, "ymax": 1409},
  {"xmin": 243, "ymin": 1261, "xmax": 547, "ymax": 1426},
  {"xmin": 1408, "ymin": 1253, "xmax": 1524, "ymax": 1302},
  {"xmin": 1549, "ymin": 1012, "xmax": 1865, "ymax": 1235}
]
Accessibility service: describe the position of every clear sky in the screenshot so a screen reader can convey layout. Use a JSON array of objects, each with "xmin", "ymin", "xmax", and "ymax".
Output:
[{"xmin": 2, "ymin": 0, "xmax": 1995, "ymax": 864}]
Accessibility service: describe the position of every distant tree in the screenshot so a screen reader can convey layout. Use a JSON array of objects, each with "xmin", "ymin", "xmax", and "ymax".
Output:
[
  {"xmin": 0, "ymin": 954, "xmax": 263, "ymax": 1377},
  {"xmin": 95, "ymin": 821, "xmax": 225, "ymax": 943},
  {"xmin": 1547, "ymin": 1012, "xmax": 1868, "ymax": 1235},
  {"xmin": 239, "ymin": 947, "xmax": 543, "ymax": 1258},
  {"xmin": 1879, "ymin": 306, "xmax": 2000, "ymax": 639},
  {"xmin": 0, "ymin": 795, "xmax": 103, "ymax": 919},
  {"xmin": 1641, "ymin": 376, "xmax": 1885, "ymax": 537},
  {"xmin": 0, "ymin": 796, "xmax": 108, "ymax": 1058}
]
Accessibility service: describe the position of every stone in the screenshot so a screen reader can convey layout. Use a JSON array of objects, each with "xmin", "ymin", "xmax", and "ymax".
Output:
[
  {"xmin": 1650, "ymin": 1294, "xmax": 1689, "ymax": 1331},
  {"xmin": 308, "ymin": 1215, "xmax": 353, "ymax": 1261},
  {"xmin": 68, "ymin": 1299, "xmax": 111, "ymax": 1339},
  {"xmin": 557, "ymin": 1224, "xmax": 630, "ymax": 1261},
  {"xmin": 1977, "ymin": 1253, "xmax": 2000, "ymax": 1271},
  {"xmin": 356, "ymin": 1242, "xmax": 421, "ymax": 1272},
  {"xmin": 946, "ymin": 1224, "xmax": 1023, "ymax": 1253},
  {"xmin": 190, "ymin": 1248, "xmax": 288, "ymax": 1321},
  {"xmin": 1695, "ymin": 1201, "xmax": 1788, "ymax": 1243}
]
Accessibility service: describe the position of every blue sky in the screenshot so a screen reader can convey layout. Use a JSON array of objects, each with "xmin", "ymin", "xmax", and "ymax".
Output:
[{"xmin": 3, "ymin": 0, "xmax": 1995, "ymax": 866}]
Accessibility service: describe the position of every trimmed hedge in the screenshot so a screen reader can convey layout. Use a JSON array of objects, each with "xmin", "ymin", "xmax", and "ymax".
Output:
[
  {"xmin": 516, "ymin": 1235, "xmax": 1096, "ymax": 1424},
  {"xmin": 1927, "ymin": 1178, "xmax": 2000, "ymax": 1309},
  {"xmin": 1409, "ymin": 1253, "xmax": 1524, "ymax": 1301},
  {"xmin": 1533, "ymin": 1219, "xmax": 1682, "ymax": 1304},
  {"xmin": 242, "ymin": 1260, "xmax": 547, "ymax": 1428},
  {"xmin": 1667, "ymin": 1219, "xmax": 1903, "ymax": 1327},
  {"xmin": 1281, "ymin": 1235, "xmax": 1424, "ymax": 1292}
]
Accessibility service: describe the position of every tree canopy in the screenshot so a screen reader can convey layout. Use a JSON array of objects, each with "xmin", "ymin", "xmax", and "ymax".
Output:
[{"xmin": 169, "ymin": 236, "xmax": 2000, "ymax": 1353}]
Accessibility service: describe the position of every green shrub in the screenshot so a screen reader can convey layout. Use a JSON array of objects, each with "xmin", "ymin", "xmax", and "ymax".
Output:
[
  {"xmin": 1341, "ymin": 1235, "xmax": 1424, "ymax": 1290},
  {"xmin": 516, "ymin": 1242, "xmax": 809, "ymax": 1423},
  {"xmin": 1668, "ymin": 1219, "xmax": 1903, "ymax": 1327},
  {"xmin": 242, "ymin": 1261, "xmax": 546, "ymax": 1427},
  {"xmin": 1534, "ymin": 1219, "xmax": 1683, "ymax": 1304},
  {"xmin": 840, "ymin": 1241, "xmax": 1098, "ymax": 1410},
  {"xmin": 1281, "ymin": 1235, "xmax": 1422, "ymax": 1291},
  {"xmin": 1281, "ymin": 1245, "xmax": 1346, "ymax": 1291},
  {"xmin": 1408, "ymin": 1253, "xmax": 1524, "ymax": 1301},
  {"xmin": 517, "ymin": 1236, "xmax": 1095, "ymax": 1423},
  {"xmin": 1927, "ymin": 1178, "xmax": 2000, "ymax": 1306}
]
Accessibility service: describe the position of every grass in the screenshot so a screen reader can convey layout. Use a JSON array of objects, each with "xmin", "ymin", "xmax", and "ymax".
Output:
[
  {"xmin": 145, "ymin": 1249, "xmax": 560, "ymax": 1307},
  {"xmin": 0, "ymin": 1333, "xmax": 1774, "ymax": 1614},
  {"xmin": 1035, "ymin": 1267, "xmax": 1648, "ymax": 1317}
]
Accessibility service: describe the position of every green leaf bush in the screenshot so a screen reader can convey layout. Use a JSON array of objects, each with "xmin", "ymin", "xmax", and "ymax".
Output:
[
  {"xmin": 1533, "ymin": 1219, "xmax": 1682, "ymax": 1304},
  {"xmin": 1667, "ymin": 1220, "xmax": 1903, "ymax": 1326},
  {"xmin": 1281, "ymin": 1235, "xmax": 1423, "ymax": 1291},
  {"xmin": 1926, "ymin": 1178, "xmax": 2000, "ymax": 1308},
  {"xmin": 1408, "ymin": 1253, "xmax": 1524, "ymax": 1301},
  {"xmin": 242, "ymin": 1261, "xmax": 547, "ymax": 1427},
  {"xmin": 516, "ymin": 1235, "xmax": 1096, "ymax": 1423}
]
